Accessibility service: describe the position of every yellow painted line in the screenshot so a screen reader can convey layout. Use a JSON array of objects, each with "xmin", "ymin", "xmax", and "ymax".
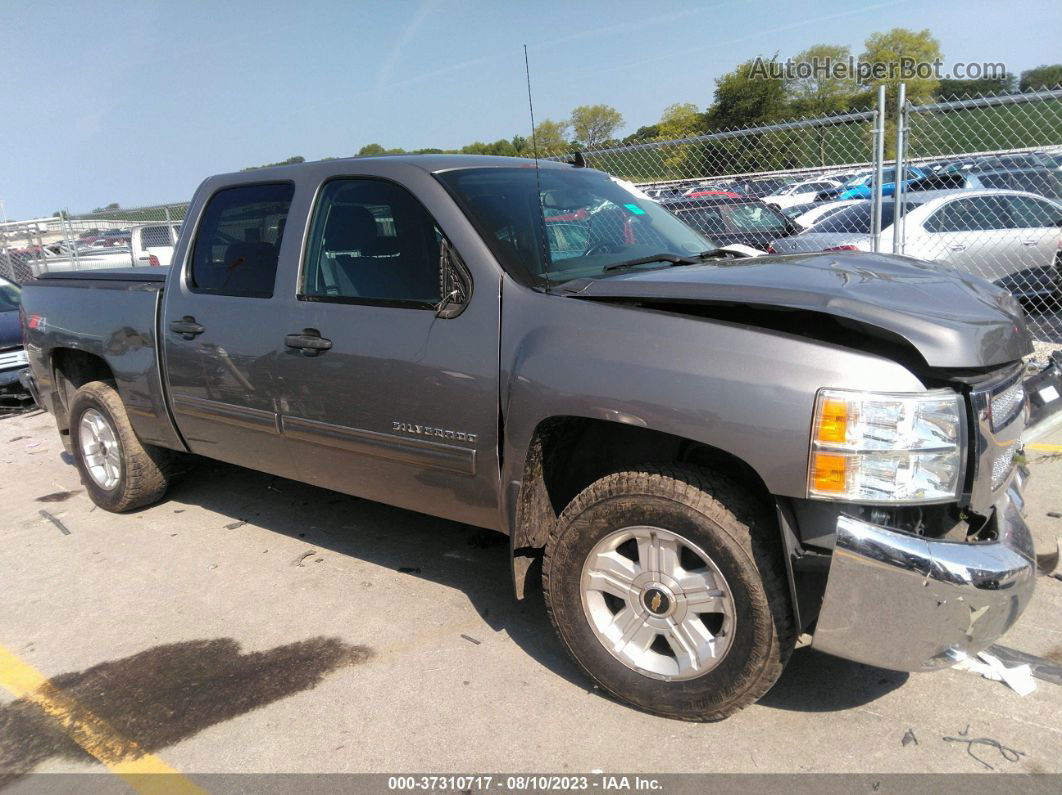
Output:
[
  {"xmin": 1028, "ymin": 443, "xmax": 1062, "ymax": 452},
  {"xmin": 0, "ymin": 644, "xmax": 203, "ymax": 794}
]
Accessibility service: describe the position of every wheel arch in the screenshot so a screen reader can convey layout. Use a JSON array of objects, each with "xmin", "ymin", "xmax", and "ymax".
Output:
[{"xmin": 510, "ymin": 415, "xmax": 775, "ymax": 598}]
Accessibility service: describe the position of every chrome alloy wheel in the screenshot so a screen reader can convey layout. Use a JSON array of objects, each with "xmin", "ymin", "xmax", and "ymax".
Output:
[
  {"xmin": 580, "ymin": 526, "xmax": 735, "ymax": 681},
  {"xmin": 79, "ymin": 408, "xmax": 121, "ymax": 490}
]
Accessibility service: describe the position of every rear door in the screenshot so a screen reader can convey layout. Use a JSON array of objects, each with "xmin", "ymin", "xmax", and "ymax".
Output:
[
  {"xmin": 272, "ymin": 176, "xmax": 500, "ymax": 528},
  {"xmin": 919, "ymin": 196, "xmax": 1021, "ymax": 284},
  {"xmin": 162, "ymin": 181, "xmax": 301, "ymax": 478}
]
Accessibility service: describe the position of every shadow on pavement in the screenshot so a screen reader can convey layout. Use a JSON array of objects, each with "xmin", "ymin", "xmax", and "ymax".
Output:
[
  {"xmin": 161, "ymin": 460, "xmax": 908, "ymax": 715},
  {"xmin": 0, "ymin": 636, "xmax": 371, "ymax": 785},
  {"xmin": 758, "ymin": 645, "xmax": 909, "ymax": 712}
]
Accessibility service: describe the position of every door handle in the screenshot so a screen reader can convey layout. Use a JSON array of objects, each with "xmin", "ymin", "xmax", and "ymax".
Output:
[
  {"xmin": 285, "ymin": 329, "xmax": 333, "ymax": 357},
  {"xmin": 949, "ymin": 244, "xmax": 967, "ymax": 252},
  {"xmin": 169, "ymin": 316, "xmax": 204, "ymax": 339},
  {"xmin": 1021, "ymin": 239, "xmax": 1037, "ymax": 246}
]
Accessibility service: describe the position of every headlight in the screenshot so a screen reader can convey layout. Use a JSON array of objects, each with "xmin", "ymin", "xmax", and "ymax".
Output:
[{"xmin": 808, "ymin": 388, "xmax": 964, "ymax": 503}]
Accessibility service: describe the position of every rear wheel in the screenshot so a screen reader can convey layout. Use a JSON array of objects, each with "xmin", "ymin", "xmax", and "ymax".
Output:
[
  {"xmin": 543, "ymin": 466, "xmax": 794, "ymax": 721},
  {"xmin": 69, "ymin": 380, "xmax": 172, "ymax": 512}
]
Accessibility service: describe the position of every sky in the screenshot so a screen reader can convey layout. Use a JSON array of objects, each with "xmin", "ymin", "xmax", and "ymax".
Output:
[{"xmin": 2, "ymin": 0, "xmax": 1060, "ymax": 219}]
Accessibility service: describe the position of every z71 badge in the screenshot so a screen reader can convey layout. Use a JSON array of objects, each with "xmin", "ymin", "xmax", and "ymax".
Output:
[{"xmin": 393, "ymin": 421, "xmax": 476, "ymax": 444}]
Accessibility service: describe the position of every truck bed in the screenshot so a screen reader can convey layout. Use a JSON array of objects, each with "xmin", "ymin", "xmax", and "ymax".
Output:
[{"xmin": 19, "ymin": 273, "xmax": 185, "ymax": 452}]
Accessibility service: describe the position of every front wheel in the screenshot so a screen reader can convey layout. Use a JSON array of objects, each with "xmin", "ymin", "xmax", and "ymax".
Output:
[
  {"xmin": 69, "ymin": 380, "xmax": 172, "ymax": 512},
  {"xmin": 543, "ymin": 466, "xmax": 794, "ymax": 721}
]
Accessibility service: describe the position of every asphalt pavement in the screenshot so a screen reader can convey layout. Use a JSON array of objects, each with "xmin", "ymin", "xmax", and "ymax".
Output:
[{"xmin": 1, "ymin": 407, "xmax": 1061, "ymax": 786}]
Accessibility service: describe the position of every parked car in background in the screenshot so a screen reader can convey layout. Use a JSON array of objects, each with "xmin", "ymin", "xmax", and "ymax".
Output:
[
  {"xmin": 643, "ymin": 186, "xmax": 686, "ymax": 200},
  {"xmin": 0, "ymin": 275, "xmax": 30, "ymax": 402},
  {"xmin": 968, "ymin": 152, "xmax": 1056, "ymax": 174},
  {"xmin": 762, "ymin": 178, "xmax": 843, "ymax": 209},
  {"xmin": 731, "ymin": 176, "xmax": 798, "ymax": 197},
  {"xmin": 661, "ymin": 196, "xmax": 801, "ymax": 251},
  {"xmin": 907, "ymin": 172, "xmax": 986, "ymax": 193},
  {"xmin": 684, "ymin": 188, "xmax": 740, "ymax": 199},
  {"xmin": 975, "ymin": 168, "xmax": 1062, "ymax": 200},
  {"xmin": 836, "ymin": 167, "xmax": 926, "ymax": 200},
  {"xmin": 31, "ymin": 242, "xmax": 135, "ymax": 275},
  {"xmin": 791, "ymin": 198, "xmax": 865, "ymax": 229},
  {"xmin": 769, "ymin": 190, "xmax": 1062, "ymax": 298}
]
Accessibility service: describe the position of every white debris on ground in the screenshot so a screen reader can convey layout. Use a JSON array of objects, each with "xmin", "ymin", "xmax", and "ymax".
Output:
[{"xmin": 955, "ymin": 651, "xmax": 1038, "ymax": 696}]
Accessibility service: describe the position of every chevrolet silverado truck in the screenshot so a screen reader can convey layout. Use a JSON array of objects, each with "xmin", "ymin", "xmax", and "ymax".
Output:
[{"xmin": 19, "ymin": 155, "xmax": 1039, "ymax": 720}]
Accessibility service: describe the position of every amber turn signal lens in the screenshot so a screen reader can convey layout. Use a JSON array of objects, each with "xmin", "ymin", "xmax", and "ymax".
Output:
[
  {"xmin": 815, "ymin": 397, "xmax": 849, "ymax": 444},
  {"xmin": 811, "ymin": 452, "xmax": 848, "ymax": 493}
]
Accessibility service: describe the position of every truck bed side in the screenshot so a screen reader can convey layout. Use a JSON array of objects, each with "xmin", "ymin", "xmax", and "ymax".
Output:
[{"xmin": 21, "ymin": 271, "xmax": 186, "ymax": 452}]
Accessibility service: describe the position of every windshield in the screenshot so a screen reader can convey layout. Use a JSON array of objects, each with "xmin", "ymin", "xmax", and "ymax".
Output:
[{"xmin": 436, "ymin": 167, "xmax": 716, "ymax": 284}]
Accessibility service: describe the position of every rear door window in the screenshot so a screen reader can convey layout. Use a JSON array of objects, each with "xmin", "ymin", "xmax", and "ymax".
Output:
[
  {"xmin": 189, "ymin": 183, "xmax": 294, "ymax": 297},
  {"xmin": 140, "ymin": 225, "xmax": 172, "ymax": 248}
]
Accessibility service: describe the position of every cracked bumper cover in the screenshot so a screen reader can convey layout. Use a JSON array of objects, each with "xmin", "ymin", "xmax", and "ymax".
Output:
[{"xmin": 811, "ymin": 480, "xmax": 1036, "ymax": 671}]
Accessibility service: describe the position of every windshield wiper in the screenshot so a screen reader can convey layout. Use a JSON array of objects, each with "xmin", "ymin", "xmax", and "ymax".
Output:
[{"xmin": 602, "ymin": 252, "xmax": 699, "ymax": 272}]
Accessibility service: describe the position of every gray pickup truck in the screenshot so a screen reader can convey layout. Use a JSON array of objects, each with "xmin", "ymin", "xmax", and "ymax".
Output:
[{"xmin": 20, "ymin": 155, "xmax": 1038, "ymax": 720}]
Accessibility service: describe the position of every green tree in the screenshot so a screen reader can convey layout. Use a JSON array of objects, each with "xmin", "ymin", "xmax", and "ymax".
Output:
[
  {"xmin": 569, "ymin": 104, "xmax": 624, "ymax": 150},
  {"xmin": 787, "ymin": 44, "xmax": 857, "ymax": 116},
  {"xmin": 657, "ymin": 103, "xmax": 704, "ymax": 139},
  {"xmin": 1019, "ymin": 64, "xmax": 1062, "ymax": 91},
  {"xmin": 704, "ymin": 58, "xmax": 790, "ymax": 131},
  {"xmin": 357, "ymin": 143, "xmax": 387, "ymax": 156},
  {"xmin": 531, "ymin": 119, "xmax": 571, "ymax": 157},
  {"xmin": 859, "ymin": 28, "xmax": 942, "ymax": 105},
  {"xmin": 91, "ymin": 202, "xmax": 121, "ymax": 213}
]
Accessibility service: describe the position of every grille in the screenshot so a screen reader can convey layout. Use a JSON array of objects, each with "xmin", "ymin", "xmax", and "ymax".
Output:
[
  {"xmin": 990, "ymin": 380, "xmax": 1025, "ymax": 431},
  {"xmin": 0, "ymin": 348, "xmax": 28, "ymax": 370},
  {"xmin": 990, "ymin": 441, "xmax": 1019, "ymax": 490}
]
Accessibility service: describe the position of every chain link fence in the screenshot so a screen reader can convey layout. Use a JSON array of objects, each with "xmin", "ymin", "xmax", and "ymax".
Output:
[
  {"xmin": 576, "ymin": 88, "xmax": 1062, "ymax": 343},
  {"xmin": 4, "ymin": 88, "xmax": 1060, "ymax": 343}
]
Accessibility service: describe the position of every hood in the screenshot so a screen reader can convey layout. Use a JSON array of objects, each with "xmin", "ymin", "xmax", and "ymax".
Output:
[
  {"xmin": 561, "ymin": 252, "xmax": 1033, "ymax": 369},
  {"xmin": 0, "ymin": 310, "xmax": 21, "ymax": 349}
]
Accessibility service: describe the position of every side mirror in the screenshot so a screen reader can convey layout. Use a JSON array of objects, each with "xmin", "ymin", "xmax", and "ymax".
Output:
[{"xmin": 436, "ymin": 238, "xmax": 473, "ymax": 319}]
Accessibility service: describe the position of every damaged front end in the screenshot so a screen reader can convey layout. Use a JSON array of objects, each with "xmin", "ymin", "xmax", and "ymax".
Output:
[
  {"xmin": 807, "ymin": 364, "xmax": 1039, "ymax": 671},
  {"xmin": 811, "ymin": 475, "xmax": 1036, "ymax": 671}
]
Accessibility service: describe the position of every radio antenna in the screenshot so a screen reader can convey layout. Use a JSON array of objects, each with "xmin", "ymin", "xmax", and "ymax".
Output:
[{"xmin": 523, "ymin": 44, "xmax": 549, "ymax": 290}]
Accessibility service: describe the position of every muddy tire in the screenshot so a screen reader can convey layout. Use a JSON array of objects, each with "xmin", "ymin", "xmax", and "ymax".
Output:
[
  {"xmin": 543, "ymin": 465, "xmax": 794, "ymax": 721},
  {"xmin": 68, "ymin": 380, "xmax": 172, "ymax": 512}
]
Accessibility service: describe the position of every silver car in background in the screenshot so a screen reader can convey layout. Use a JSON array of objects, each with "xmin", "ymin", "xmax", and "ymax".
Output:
[{"xmin": 769, "ymin": 189, "xmax": 1062, "ymax": 299}]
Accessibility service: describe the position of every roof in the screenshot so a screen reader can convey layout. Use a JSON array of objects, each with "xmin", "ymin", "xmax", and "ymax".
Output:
[{"xmin": 214, "ymin": 153, "xmax": 578, "ymax": 183}]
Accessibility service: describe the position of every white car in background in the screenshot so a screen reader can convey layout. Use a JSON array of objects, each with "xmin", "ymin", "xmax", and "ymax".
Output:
[
  {"xmin": 768, "ymin": 189, "xmax": 1062, "ymax": 298},
  {"xmin": 762, "ymin": 178, "xmax": 843, "ymax": 209},
  {"xmin": 30, "ymin": 222, "xmax": 181, "ymax": 275},
  {"xmin": 131, "ymin": 222, "xmax": 181, "ymax": 266}
]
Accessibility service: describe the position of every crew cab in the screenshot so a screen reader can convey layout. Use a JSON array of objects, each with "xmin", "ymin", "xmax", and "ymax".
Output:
[{"xmin": 19, "ymin": 155, "xmax": 1041, "ymax": 720}]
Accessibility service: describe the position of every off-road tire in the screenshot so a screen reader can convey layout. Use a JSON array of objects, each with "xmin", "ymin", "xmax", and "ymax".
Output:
[
  {"xmin": 68, "ymin": 380, "xmax": 172, "ymax": 512},
  {"xmin": 543, "ymin": 465, "xmax": 794, "ymax": 721}
]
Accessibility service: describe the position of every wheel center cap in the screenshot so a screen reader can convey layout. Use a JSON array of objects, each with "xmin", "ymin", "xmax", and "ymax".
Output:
[{"xmin": 642, "ymin": 586, "xmax": 672, "ymax": 616}]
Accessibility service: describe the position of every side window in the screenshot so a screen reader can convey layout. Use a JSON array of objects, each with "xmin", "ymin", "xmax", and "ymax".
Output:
[
  {"xmin": 1006, "ymin": 196, "xmax": 1061, "ymax": 228},
  {"xmin": 190, "ymin": 183, "xmax": 294, "ymax": 298},
  {"xmin": 925, "ymin": 198, "xmax": 1007, "ymax": 233},
  {"xmin": 301, "ymin": 179, "xmax": 443, "ymax": 306}
]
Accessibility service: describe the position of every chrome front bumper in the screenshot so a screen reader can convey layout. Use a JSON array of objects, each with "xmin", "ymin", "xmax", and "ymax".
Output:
[{"xmin": 812, "ymin": 480, "xmax": 1036, "ymax": 671}]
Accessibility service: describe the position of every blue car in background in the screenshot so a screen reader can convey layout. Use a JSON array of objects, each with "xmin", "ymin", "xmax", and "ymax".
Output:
[{"xmin": 836, "ymin": 166, "xmax": 926, "ymax": 200}]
